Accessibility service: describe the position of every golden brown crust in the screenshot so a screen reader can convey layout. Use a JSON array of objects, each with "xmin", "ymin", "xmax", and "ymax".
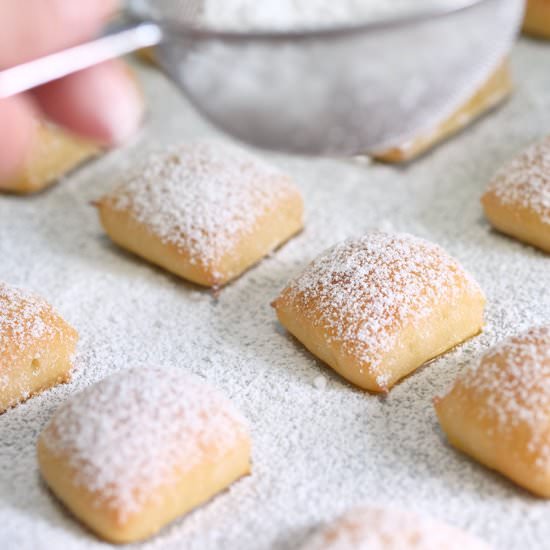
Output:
[
  {"xmin": 374, "ymin": 60, "xmax": 512, "ymax": 163},
  {"xmin": 0, "ymin": 283, "xmax": 78, "ymax": 413},
  {"xmin": 482, "ymin": 192, "xmax": 550, "ymax": 253},
  {"xmin": 38, "ymin": 435, "xmax": 251, "ymax": 543},
  {"xmin": 1, "ymin": 121, "xmax": 100, "ymax": 195},
  {"xmin": 98, "ymin": 189, "xmax": 303, "ymax": 287},
  {"xmin": 272, "ymin": 233, "xmax": 485, "ymax": 393},
  {"xmin": 435, "ymin": 326, "xmax": 550, "ymax": 497},
  {"xmin": 275, "ymin": 294, "xmax": 483, "ymax": 393},
  {"xmin": 523, "ymin": 0, "xmax": 550, "ymax": 39}
]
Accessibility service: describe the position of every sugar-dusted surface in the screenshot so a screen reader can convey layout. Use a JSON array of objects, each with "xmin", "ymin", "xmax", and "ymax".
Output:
[
  {"xmin": 299, "ymin": 506, "xmax": 491, "ymax": 550},
  {"xmin": 486, "ymin": 136, "xmax": 550, "ymax": 223},
  {"xmin": 457, "ymin": 326, "xmax": 550, "ymax": 468},
  {"xmin": 103, "ymin": 140, "xmax": 298, "ymax": 279},
  {"xmin": 0, "ymin": 282, "xmax": 56, "ymax": 363},
  {"xmin": 200, "ymin": 0, "xmax": 457, "ymax": 30},
  {"xmin": 281, "ymin": 232, "xmax": 483, "ymax": 388},
  {"xmin": 40, "ymin": 367, "xmax": 248, "ymax": 520},
  {"xmin": 0, "ymin": 39, "xmax": 550, "ymax": 550}
]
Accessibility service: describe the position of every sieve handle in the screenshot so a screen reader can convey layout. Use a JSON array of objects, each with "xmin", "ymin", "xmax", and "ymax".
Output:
[{"xmin": 0, "ymin": 21, "xmax": 162, "ymax": 99}]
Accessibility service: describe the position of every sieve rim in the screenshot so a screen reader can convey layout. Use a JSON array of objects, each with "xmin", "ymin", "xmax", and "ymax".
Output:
[{"xmin": 127, "ymin": 0, "xmax": 495, "ymax": 42}]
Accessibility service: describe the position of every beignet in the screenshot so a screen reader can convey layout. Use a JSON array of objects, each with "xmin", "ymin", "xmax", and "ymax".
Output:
[
  {"xmin": 2, "ymin": 121, "xmax": 99, "ymax": 195},
  {"xmin": 272, "ymin": 232, "xmax": 485, "ymax": 392},
  {"xmin": 97, "ymin": 140, "xmax": 304, "ymax": 287},
  {"xmin": 0, "ymin": 282, "xmax": 78, "ymax": 413},
  {"xmin": 482, "ymin": 136, "xmax": 550, "ymax": 253},
  {"xmin": 435, "ymin": 326, "xmax": 550, "ymax": 497},
  {"xmin": 38, "ymin": 367, "xmax": 251, "ymax": 543}
]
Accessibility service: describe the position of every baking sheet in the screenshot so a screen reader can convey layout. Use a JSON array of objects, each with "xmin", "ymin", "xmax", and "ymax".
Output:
[{"xmin": 1, "ymin": 38, "xmax": 549, "ymax": 550}]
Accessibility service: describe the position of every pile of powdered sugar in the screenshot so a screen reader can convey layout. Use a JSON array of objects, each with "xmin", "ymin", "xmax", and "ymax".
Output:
[
  {"xmin": 40, "ymin": 367, "xmax": 248, "ymax": 521},
  {"xmin": 201, "ymin": 0, "xmax": 459, "ymax": 30},
  {"xmin": 280, "ymin": 232, "xmax": 483, "ymax": 389},
  {"xmin": 0, "ymin": 38, "xmax": 550, "ymax": 550}
]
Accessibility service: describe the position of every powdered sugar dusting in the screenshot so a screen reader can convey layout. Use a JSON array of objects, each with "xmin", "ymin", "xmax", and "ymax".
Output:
[
  {"xmin": 1, "ymin": 39, "xmax": 550, "ymax": 550},
  {"xmin": 283, "ymin": 232, "xmax": 484, "ymax": 387},
  {"xmin": 458, "ymin": 326, "xmax": 550, "ymax": 468},
  {"xmin": 40, "ymin": 367, "xmax": 249, "ymax": 521},
  {"xmin": 104, "ymin": 140, "xmax": 299, "ymax": 280},
  {"xmin": 0, "ymin": 282, "xmax": 57, "ymax": 361},
  {"xmin": 486, "ymin": 137, "xmax": 550, "ymax": 224},
  {"xmin": 300, "ymin": 506, "xmax": 491, "ymax": 549},
  {"xmin": 201, "ymin": 0, "xmax": 459, "ymax": 30}
]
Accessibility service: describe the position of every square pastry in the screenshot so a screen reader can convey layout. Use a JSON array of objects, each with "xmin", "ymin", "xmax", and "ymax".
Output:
[
  {"xmin": 272, "ymin": 232, "xmax": 485, "ymax": 393},
  {"xmin": 300, "ymin": 506, "xmax": 490, "ymax": 550},
  {"xmin": 2, "ymin": 121, "xmax": 99, "ymax": 195},
  {"xmin": 0, "ymin": 282, "xmax": 78, "ymax": 413},
  {"xmin": 96, "ymin": 140, "xmax": 304, "ymax": 287},
  {"xmin": 38, "ymin": 367, "xmax": 251, "ymax": 543},
  {"xmin": 435, "ymin": 326, "xmax": 550, "ymax": 497},
  {"xmin": 482, "ymin": 136, "xmax": 550, "ymax": 253}
]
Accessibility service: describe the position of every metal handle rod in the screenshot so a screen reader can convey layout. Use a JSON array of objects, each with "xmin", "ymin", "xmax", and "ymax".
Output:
[{"xmin": 0, "ymin": 22, "xmax": 163, "ymax": 99}]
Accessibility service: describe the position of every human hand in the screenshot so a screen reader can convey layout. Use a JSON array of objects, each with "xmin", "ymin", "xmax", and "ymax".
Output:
[{"xmin": 0, "ymin": 0, "xmax": 144, "ymax": 184}]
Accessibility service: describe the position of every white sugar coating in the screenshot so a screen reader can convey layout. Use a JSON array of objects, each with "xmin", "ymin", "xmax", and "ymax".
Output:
[
  {"xmin": 486, "ymin": 136, "xmax": 550, "ymax": 224},
  {"xmin": 284, "ymin": 232, "xmax": 483, "ymax": 387},
  {"xmin": 0, "ymin": 282, "xmax": 57, "ymax": 362},
  {"xmin": 1, "ymin": 39, "xmax": 550, "ymax": 550},
  {"xmin": 300, "ymin": 507, "xmax": 491, "ymax": 550},
  {"xmin": 40, "ymin": 367, "xmax": 248, "ymax": 520},
  {"xmin": 104, "ymin": 140, "xmax": 299, "ymax": 278},
  {"xmin": 458, "ymin": 326, "xmax": 550, "ymax": 467},
  {"xmin": 201, "ymin": 0, "xmax": 458, "ymax": 30}
]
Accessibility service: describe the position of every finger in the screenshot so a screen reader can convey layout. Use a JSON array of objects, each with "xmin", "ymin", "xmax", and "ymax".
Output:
[
  {"xmin": 0, "ymin": 0, "xmax": 118, "ymax": 67},
  {"xmin": 33, "ymin": 61, "xmax": 144, "ymax": 147},
  {"xmin": 0, "ymin": 96, "xmax": 37, "ymax": 186}
]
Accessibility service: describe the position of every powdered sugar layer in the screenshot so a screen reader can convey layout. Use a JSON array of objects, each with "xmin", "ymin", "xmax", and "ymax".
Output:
[
  {"xmin": 486, "ymin": 137, "xmax": 550, "ymax": 224},
  {"xmin": 300, "ymin": 506, "xmax": 491, "ymax": 550},
  {"xmin": 104, "ymin": 140, "xmax": 299, "ymax": 279},
  {"xmin": 457, "ymin": 326, "xmax": 550, "ymax": 468},
  {"xmin": 201, "ymin": 0, "xmax": 459, "ymax": 30},
  {"xmin": 40, "ymin": 367, "xmax": 248, "ymax": 521},
  {"xmin": 282, "ymin": 232, "xmax": 484, "ymax": 388},
  {"xmin": 0, "ymin": 282, "xmax": 56, "ymax": 362},
  {"xmin": 1, "ymin": 39, "xmax": 550, "ymax": 550}
]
